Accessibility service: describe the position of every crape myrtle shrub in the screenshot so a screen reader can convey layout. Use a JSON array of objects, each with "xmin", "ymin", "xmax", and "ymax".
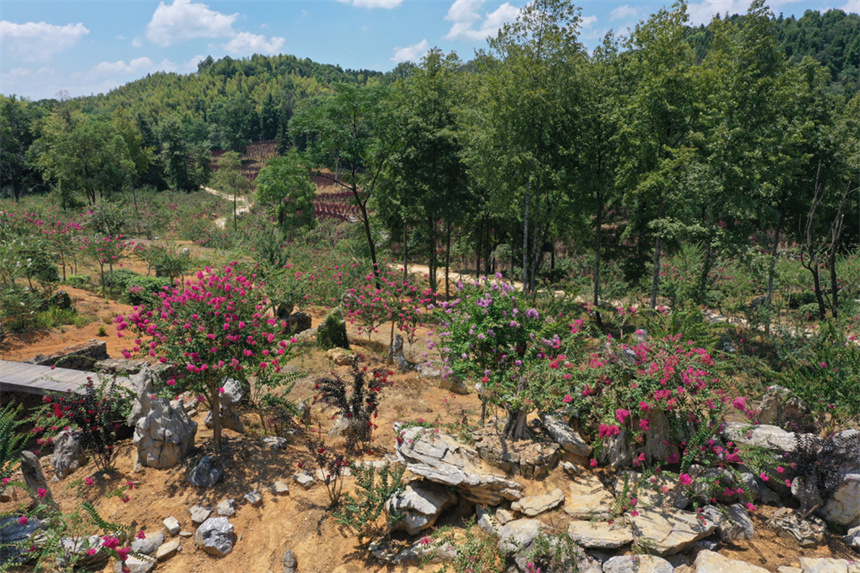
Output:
[
  {"xmin": 565, "ymin": 334, "xmax": 742, "ymax": 470},
  {"xmin": 433, "ymin": 274, "xmax": 585, "ymax": 439},
  {"xmin": 115, "ymin": 262, "xmax": 295, "ymax": 452}
]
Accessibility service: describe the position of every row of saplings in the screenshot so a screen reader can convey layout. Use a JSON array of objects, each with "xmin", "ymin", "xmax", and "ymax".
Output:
[{"xmin": 6, "ymin": 349, "xmax": 860, "ymax": 573}]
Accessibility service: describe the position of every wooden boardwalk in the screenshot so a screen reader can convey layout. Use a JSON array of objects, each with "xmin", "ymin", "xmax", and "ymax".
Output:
[{"xmin": 0, "ymin": 360, "xmax": 132, "ymax": 396}]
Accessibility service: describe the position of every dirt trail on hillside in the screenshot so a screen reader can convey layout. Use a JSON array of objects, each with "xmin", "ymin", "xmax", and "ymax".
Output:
[{"xmin": 203, "ymin": 186, "xmax": 252, "ymax": 229}]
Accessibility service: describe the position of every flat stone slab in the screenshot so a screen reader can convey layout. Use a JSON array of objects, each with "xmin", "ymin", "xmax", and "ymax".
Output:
[
  {"xmin": 294, "ymin": 472, "xmax": 315, "ymax": 489},
  {"xmin": 162, "ymin": 516, "xmax": 181, "ymax": 536},
  {"xmin": 603, "ymin": 554, "xmax": 674, "ymax": 573},
  {"xmin": 269, "ymin": 481, "xmax": 290, "ymax": 496},
  {"xmin": 695, "ymin": 550, "xmax": 769, "ymax": 573},
  {"xmin": 564, "ymin": 474, "xmax": 614, "ymax": 519},
  {"xmin": 798, "ymin": 557, "xmax": 860, "ymax": 573},
  {"xmin": 723, "ymin": 422, "xmax": 796, "ymax": 452},
  {"xmin": 567, "ymin": 520, "xmax": 633, "ymax": 549},
  {"xmin": 189, "ymin": 505, "xmax": 212, "ymax": 525},
  {"xmin": 512, "ymin": 488, "xmax": 565, "ymax": 517},
  {"xmin": 155, "ymin": 538, "xmax": 180, "ymax": 561},
  {"xmin": 630, "ymin": 508, "xmax": 716, "ymax": 556}
]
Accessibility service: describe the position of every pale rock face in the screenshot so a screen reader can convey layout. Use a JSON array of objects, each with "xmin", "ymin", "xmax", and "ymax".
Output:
[
  {"xmin": 567, "ymin": 520, "xmax": 634, "ymax": 549},
  {"xmin": 394, "ymin": 426, "xmax": 522, "ymax": 505},
  {"xmin": 511, "ymin": 488, "xmax": 565, "ymax": 517},
  {"xmin": 694, "ymin": 550, "xmax": 769, "ymax": 573},
  {"xmin": 798, "ymin": 557, "xmax": 860, "ymax": 573},
  {"xmin": 386, "ymin": 480, "xmax": 458, "ymax": 535},
  {"xmin": 540, "ymin": 413, "xmax": 592, "ymax": 456},
  {"xmin": 700, "ymin": 504, "xmax": 755, "ymax": 542},
  {"xmin": 564, "ymin": 473, "xmax": 615, "ymax": 519},
  {"xmin": 602, "ymin": 554, "xmax": 674, "ymax": 573},
  {"xmin": 820, "ymin": 471, "xmax": 860, "ymax": 528},
  {"xmin": 723, "ymin": 422, "xmax": 796, "ymax": 453},
  {"xmin": 134, "ymin": 398, "xmax": 197, "ymax": 469},
  {"xmin": 51, "ymin": 430, "xmax": 87, "ymax": 479},
  {"xmin": 629, "ymin": 508, "xmax": 717, "ymax": 556}
]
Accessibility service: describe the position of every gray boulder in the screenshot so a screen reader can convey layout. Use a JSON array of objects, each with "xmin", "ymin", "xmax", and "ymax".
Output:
[
  {"xmin": 126, "ymin": 365, "xmax": 160, "ymax": 427},
  {"xmin": 844, "ymin": 525, "xmax": 860, "ymax": 552},
  {"xmin": 539, "ymin": 413, "xmax": 591, "ymax": 457},
  {"xmin": 283, "ymin": 549, "xmax": 298, "ymax": 573},
  {"xmin": 820, "ymin": 470, "xmax": 860, "ymax": 528},
  {"xmin": 51, "ymin": 431, "xmax": 87, "ymax": 479},
  {"xmin": 188, "ymin": 455, "xmax": 222, "ymax": 488},
  {"xmin": 386, "ymin": 480, "xmax": 458, "ymax": 535},
  {"xmin": 700, "ymin": 504, "xmax": 754, "ymax": 542},
  {"xmin": 723, "ymin": 422, "xmax": 796, "ymax": 453},
  {"xmin": 194, "ymin": 517, "xmax": 235, "ymax": 557},
  {"xmin": 189, "ymin": 505, "xmax": 212, "ymax": 526},
  {"xmin": 134, "ymin": 398, "xmax": 197, "ymax": 469},
  {"xmin": 0, "ymin": 516, "xmax": 42, "ymax": 564},
  {"xmin": 20, "ymin": 451, "xmax": 52, "ymax": 504},
  {"xmin": 204, "ymin": 378, "xmax": 244, "ymax": 433},
  {"xmin": 114, "ymin": 556, "xmax": 155, "ymax": 573}
]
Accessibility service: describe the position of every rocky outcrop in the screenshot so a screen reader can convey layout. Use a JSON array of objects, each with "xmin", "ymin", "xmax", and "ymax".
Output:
[
  {"xmin": 394, "ymin": 426, "xmax": 522, "ymax": 505},
  {"xmin": 602, "ymin": 554, "xmax": 674, "ymax": 573},
  {"xmin": 695, "ymin": 550, "xmax": 769, "ymax": 573},
  {"xmin": 51, "ymin": 431, "xmax": 87, "ymax": 479},
  {"xmin": 564, "ymin": 473, "xmax": 614, "ymax": 519},
  {"xmin": 567, "ymin": 521, "xmax": 634, "ymax": 549},
  {"xmin": 539, "ymin": 413, "xmax": 591, "ymax": 457},
  {"xmin": 386, "ymin": 480, "xmax": 458, "ymax": 535},
  {"xmin": 700, "ymin": 504, "xmax": 754, "ymax": 542},
  {"xmin": 134, "ymin": 398, "xmax": 197, "ymax": 469},
  {"xmin": 511, "ymin": 488, "xmax": 565, "ymax": 517},
  {"xmin": 629, "ymin": 508, "xmax": 716, "ymax": 555}
]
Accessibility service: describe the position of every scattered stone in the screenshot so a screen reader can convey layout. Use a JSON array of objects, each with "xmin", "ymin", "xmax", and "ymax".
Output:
[
  {"xmin": 294, "ymin": 472, "xmax": 315, "ymax": 489},
  {"xmin": 387, "ymin": 480, "xmax": 458, "ymax": 535},
  {"xmin": 217, "ymin": 499, "xmax": 236, "ymax": 517},
  {"xmin": 511, "ymin": 488, "xmax": 565, "ymax": 517},
  {"xmin": 51, "ymin": 431, "xmax": 87, "ymax": 479},
  {"xmin": 270, "ymin": 481, "xmax": 290, "ymax": 496},
  {"xmin": 844, "ymin": 525, "xmax": 860, "ymax": 551},
  {"xmin": 629, "ymin": 508, "xmax": 717, "ymax": 556},
  {"xmin": 476, "ymin": 505, "xmax": 500, "ymax": 535},
  {"xmin": 194, "ymin": 517, "xmax": 235, "ymax": 557},
  {"xmin": 134, "ymin": 398, "xmax": 197, "ymax": 469},
  {"xmin": 564, "ymin": 473, "xmax": 614, "ymax": 519},
  {"xmin": 757, "ymin": 385, "xmax": 808, "ymax": 426},
  {"xmin": 700, "ymin": 504, "xmax": 755, "ymax": 542},
  {"xmin": 262, "ymin": 436, "xmax": 288, "ymax": 449},
  {"xmin": 244, "ymin": 490, "xmax": 263, "ymax": 506},
  {"xmin": 188, "ymin": 455, "xmax": 222, "ymax": 488},
  {"xmin": 156, "ymin": 538, "xmax": 181, "ymax": 561},
  {"xmin": 416, "ymin": 362, "xmax": 442, "ymax": 379},
  {"xmin": 57, "ymin": 535, "xmax": 105, "ymax": 568},
  {"xmin": 20, "ymin": 451, "xmax": 52, "ymax": 504},
  {"xmin": 394, "ymin": 426, "xmax": 523, "ymax": 505},
  {"xmin": 369, "ymin": 538, "xmax": 456, "ymax": 566},
  {"xmin": 694, "ymin": 550, "xmax": 769, "ymax": 573},
  {"xmin": 539, "ymin": 413, "xmax": 592, "ymax": 457},
  {"xmin": 189, "ymin": 505, "xmax": 212, "ymax": 526},
  {"xmin": 697, "ymin": 540, "xmax": 720, "ymax": 551},
  {"xmin": 131, "ymin": 531, "xmax": 164, "ymax": 555},
  {"xmin": 723, "ymin": 422, "xmax": 796, "ymax": 453},
  {"xmin": 798, "ymin": 557, "xmax": 860, "ymax": 573},
  {"xmin": 204, "ymin": 378, "xmax": 244, "ymax": 433},
  {"xmin": 179, "ymin": 531, "xmax": 192, "ymax": 538},
  {"xmin": 567, "ymin": 521, "xmax": 634, "ymax": 549},
  {"xmin": 602, "ymin": 554, "xmax": 674, "ymax": 573},
  {"xmin": 163, "ymin": 516, "xmax": 181, "ymax": 536},
  {"xmin": 561, "ymin": 461, "xmax": 581, "ymax": 476},
  {"xmin": 778, "ymin": 568, "xmax": 802, "ymax": 573},
  {"xmin": 114, "ymin": 556, "xmax": 155, "ymax": 573},
  {"xmin": 820, "ymin": 470, "xmax": 860, "ymax": 528},
  {"xmin": 769, "ymin": 508, "xmax": 826, "ymax": 547},
  {"xmin": 283, "ymin": 549, "xmax": 298, "ymax": 573}
]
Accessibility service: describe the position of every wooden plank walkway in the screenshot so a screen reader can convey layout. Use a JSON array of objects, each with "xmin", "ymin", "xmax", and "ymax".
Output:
[{"xmin": 0, "ymin": 360, "xmax": 132, "ymax": 396}]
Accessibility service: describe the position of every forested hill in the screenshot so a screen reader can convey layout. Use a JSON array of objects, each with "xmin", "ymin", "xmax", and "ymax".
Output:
[
  {"xmin": 78, "ymin": 54, "xmax": 384, "ymax": 151},
  {"xmin": 688, "ymin": 9, "xmax": 860, "ymax": 93}
]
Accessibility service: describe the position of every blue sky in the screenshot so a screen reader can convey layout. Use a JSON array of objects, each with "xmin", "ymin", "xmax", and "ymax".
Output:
[{"xmin": 2, "ymin": 0, "xmax": 857, "ymax": 101}]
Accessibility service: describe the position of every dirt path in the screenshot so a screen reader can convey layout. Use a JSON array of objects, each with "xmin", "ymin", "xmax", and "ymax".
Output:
[{"xmin": 203, "ymin": 186, "xmax": 252, "ymax": 229}]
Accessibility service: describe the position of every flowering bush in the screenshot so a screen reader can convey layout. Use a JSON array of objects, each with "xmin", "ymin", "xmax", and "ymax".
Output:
[
  {"xmin": 116, "ymin": 263, "xmax": 295, "ymax": 453},
  {"xmin": 434, "ymin": 275, "xmax": 580, "ymax": 440},
  {"xmin": 565, "ymin": 334, "xmax": 742, "ymax": 471}
]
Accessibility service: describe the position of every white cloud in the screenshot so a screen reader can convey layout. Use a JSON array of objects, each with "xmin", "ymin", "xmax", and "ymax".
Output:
[
  {"xmin": 686, "ymin": 0, "xmax": 799, "ymax": 25},
  {"xmin": 131, "ymin": 36, "xmax": 143, "ymax": 47},
  {"xmin": 146, "ymin": 0, "xmax": 237, "ymax": 47},
  {"xmin": 445, "ymin": 0, "xmax": 521, "ymax": 42},
  {"xmin": 338, "ymin": 0, "xmax": 405, "ymax": 8},
  {"xmin": 0, "ymin": 21, "xmax": 89, "ymax": 63},
  {"xmin": 391, "ymin": 39, "xmax": 430, "ymax": 63},
  {"xmin": 91, "ymin": 57, "xmax": 154, "ymax": 76},
  {"xmin": 223, "ymin": 32, "xmax": 285, "ymax": 55},
  {"xmin": 842, "ymin": 0, "xmax": 859, "ymax": 12},
  {"xmin": 610, "ymin": 5, "xmax": 640, "ymax": 20}
]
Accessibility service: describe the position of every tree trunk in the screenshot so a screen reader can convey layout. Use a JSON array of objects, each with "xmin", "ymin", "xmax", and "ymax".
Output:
[
  {"xmin": 445, "ymin": 219, "xmax": 451, "ymax": 301},
  {"xmin": 765, "ymin": 209, "xmax": 784, "ymax": 307},
  {"xmin": 522, "ymin": 177, "xmax": 530, "ymax": 290},
  {"xmin": 403, "ymin": 221, "xmax": 408, "ymax": 284},
  {"xmin": 233, "ymin": 195, "xmax": 237, "ymax": 231},
  {"xmin": 650, "ymin": 236, "xmax": 662, "ymax": 310},
  {"xmin": 504, "ymin": 409, "xmax": 528, "ymax": 442}
]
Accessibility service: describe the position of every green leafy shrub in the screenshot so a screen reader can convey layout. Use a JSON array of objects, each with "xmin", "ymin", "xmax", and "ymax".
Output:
[
  {"xmin": 121, "ymin": 275, "xmax": 171, "ymax": 307},
  {"xmin": 100, "ymin": 268, "xmax": 139, "ymax": 291},
  {"xmin": 316, "ymin": 309, "xmax": 349, "ymax": 350},
  {"xmin": 64, "ymin": 274, "xmax": 92, "ymax": 289}
]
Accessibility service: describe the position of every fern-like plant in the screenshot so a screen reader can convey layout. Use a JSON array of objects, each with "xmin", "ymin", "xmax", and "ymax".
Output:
[
  {"xmin": 0, "ymin": 403, "xmax": 26, "ymax": 482},
  {"xmin": 334, "ymin": 462, "xmax": 405, "ymax": 543}
]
